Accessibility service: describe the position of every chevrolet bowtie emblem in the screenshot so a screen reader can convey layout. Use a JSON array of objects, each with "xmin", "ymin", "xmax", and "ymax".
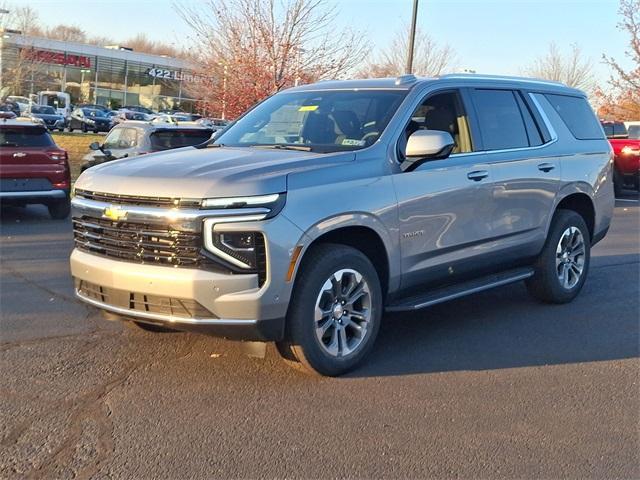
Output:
[{"xmin": 103, "ymin": 205, "xmax": 127, "ymax": 221}]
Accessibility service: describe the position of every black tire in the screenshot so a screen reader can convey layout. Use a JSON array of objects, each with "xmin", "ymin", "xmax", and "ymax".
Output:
[
  {"xmin": 47, "ymin": 197, "xmax": 70, "ymax": 219},
  {"xmin": 130, "ymin": 321, "xmax": 177, "ymax": 333},
  {"xmin": 81, "ymin": 123, "xmax": 87, "ymax": 133},
  {"xmin": 277, "ymin": 244, "xmax": 383, "ymax": 376},
  {"xmin": 613, "ymin": 168, "xmax": 624, "ymax": 197},
  {"xmin": 526, "ymin": 209, "xmax": 591, "ymax": 304},
  {"xmin": 67, "ymin": 126, "xmax": 74, "ymax": 132}
]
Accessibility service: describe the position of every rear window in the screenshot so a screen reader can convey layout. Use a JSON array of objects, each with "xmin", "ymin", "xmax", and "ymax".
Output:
[
  {"xmin": 628, "ymin": 125, "xmax": 640, "ymax": 140},
  {"xmin": 150, "ymin": 129, "xmax": 213, "ymax": 150},
  {"xmin": 544, "ymin": 94, "xmax": 603, "ymax": 140},
  {"xmin": 0, "ymin": 127, "xmax": 55, "ymax": 147}
]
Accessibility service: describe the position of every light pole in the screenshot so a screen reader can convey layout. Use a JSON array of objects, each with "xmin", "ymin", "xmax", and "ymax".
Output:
[{"xmin": 405, "ymin": 0, "xmax": 419, "ymax": 74}]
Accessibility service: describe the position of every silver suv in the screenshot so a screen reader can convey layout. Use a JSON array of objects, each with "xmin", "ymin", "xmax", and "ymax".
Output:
[{"xmin": 70, "ymin": 74, "xmax": 614, "ymax": 376}]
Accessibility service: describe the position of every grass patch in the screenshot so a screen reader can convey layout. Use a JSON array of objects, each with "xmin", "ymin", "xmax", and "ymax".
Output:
[{"xmin": 52, "ymin": 132, "xmax": 103, "ymax": 182}]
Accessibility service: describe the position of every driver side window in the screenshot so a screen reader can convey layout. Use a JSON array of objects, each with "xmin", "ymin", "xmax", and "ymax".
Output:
[{"xmin": 400, "ymin": 90, "xmax": 472, "ymax": 159}]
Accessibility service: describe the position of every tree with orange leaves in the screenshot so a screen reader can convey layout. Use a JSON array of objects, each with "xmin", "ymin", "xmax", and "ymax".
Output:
[{"xmin": 598, "ymin": 0, "xmax": 640, "ymax": 120}]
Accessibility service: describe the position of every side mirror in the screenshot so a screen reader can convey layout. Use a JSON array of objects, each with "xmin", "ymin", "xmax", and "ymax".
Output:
[
  {"xmin": 89, "ymin": 142, "xmax": 101, "ymax": 151},
  {"xmin": 401, "ymin": 130, "xmax": 455, "ymax": 172}
]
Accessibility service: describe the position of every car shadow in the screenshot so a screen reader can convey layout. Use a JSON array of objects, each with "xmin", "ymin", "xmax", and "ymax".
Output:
[{"xmin": 348, "ymin": 254, "xmax": 639, "ymax": 378}]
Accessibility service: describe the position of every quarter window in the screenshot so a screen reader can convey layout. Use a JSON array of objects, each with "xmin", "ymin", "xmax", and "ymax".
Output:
[
  {"xmin": 472, "ymin": 89, "xmax": 530, "ymax": 150},
  {"xmin": 544, "ymin": 94, "xmax": 603, "ymax": 140}
]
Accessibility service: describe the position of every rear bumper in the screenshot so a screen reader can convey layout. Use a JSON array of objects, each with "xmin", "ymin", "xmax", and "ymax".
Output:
[{"xmin": 0, "ymin": 189, "xmax": 67, "ymax": 202}]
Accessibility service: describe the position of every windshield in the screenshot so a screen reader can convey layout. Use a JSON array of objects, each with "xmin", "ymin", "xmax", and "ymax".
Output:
[
  {"xmin": 32, "ymin": 106, "xmax": 56, "ymax": 115},
  {"xmin": 216, "ymin": 89, "xmax": 407, "ymax": 153}
]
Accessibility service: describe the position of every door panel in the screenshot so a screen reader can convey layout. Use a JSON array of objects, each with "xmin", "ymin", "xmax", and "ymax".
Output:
[{"xmin": 393, "ymin": 155, "xmax": 495, "ymax": 290}]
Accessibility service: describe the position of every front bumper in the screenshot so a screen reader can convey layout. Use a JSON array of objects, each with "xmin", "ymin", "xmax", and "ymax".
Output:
[{"xmin": 71, "ymin": 248, "xmax": 286, "ymax": 341}]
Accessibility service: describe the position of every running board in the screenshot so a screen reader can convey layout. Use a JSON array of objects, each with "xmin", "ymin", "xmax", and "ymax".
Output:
[{"xmin": 386, "ymin": 267, "xmax": 534, "ymax": 312}]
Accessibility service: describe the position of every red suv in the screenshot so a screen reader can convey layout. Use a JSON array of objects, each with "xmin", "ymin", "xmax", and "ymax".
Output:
[
  {"xmin": 601, "ymin": 121, "xmax": 640, "ymax": 195},
  {"xmin": 0, "ymin": 119, "xmax": 71, "ymax": 219}
]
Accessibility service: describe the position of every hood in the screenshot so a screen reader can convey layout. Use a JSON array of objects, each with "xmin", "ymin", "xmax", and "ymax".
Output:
[{"xmin": 75, "ymin": 146, "xmax": 354, "ymax": 199}]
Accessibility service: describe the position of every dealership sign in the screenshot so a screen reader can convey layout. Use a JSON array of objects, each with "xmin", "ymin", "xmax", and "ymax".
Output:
[
  {"xmin": 25, "ymin": 49, "xmax": 91, "ymax": 68},
  {"xmin": 147, "ymin": 68, "xmax": 205, "ymax": 83}
]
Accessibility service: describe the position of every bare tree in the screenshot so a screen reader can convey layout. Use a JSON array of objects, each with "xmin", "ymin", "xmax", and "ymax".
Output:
[
  {"xmin": 599, "ymin": 0, "xmax": 640, "ymax": 119},
  {"xmin": 176, "ymin": 0, "xmax": 369, "ymax": 118},
  {"xmin": 524, "ymin": 43, "xmax": 594, "ymax": 91},
  {"xmin": 361, "ymin": 27, "xmax": 457, "ymax": 78}
]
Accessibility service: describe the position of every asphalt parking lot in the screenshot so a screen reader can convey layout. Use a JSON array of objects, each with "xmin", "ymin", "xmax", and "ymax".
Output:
[{"xmin": 1, "ymin": 194, "xmax": 638, "ymax": 479}]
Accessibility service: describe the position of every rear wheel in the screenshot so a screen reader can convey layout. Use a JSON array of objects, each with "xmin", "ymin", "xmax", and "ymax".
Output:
[
  {"xmin": 526, "ymin": 209, "xmax": 590, "ymax": 304},
  {"xmin": 277, "ymin": 244, "xmax": 382, "ymax": 376},
  {"xmin": 47, "ymin": 197, "xmax": 70, "ymax": 220}
]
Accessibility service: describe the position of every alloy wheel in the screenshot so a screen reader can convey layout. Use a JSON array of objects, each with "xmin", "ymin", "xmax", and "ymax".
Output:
[
  {"xmin": 314, "ymin": 269, "xmax": 372, "ymax": 357},
  {"xmin": 555, "ymin": 226, "xmax": 585, "ymax": 289}
]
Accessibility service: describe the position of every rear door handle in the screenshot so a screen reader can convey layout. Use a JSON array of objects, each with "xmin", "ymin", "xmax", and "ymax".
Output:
[
  {"xmin": 467, "ymin": 170, "xmax": 489, "ymax": 181},
  {"xmin": 12, "ymin": 152, "xmax": 27, "ymax": 158},
  {"xmin": 538, "ymin": 162, "xmax": 555, "ymax": 172}
]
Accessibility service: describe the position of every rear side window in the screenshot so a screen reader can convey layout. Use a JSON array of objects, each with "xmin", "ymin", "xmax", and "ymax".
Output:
[
  {"xmin": 150, "ymin": 129, "xmax": 213, "ymax": 151},
  {"xmin": 628, "ymin": 125, "xmax": 640, "ymax": 140},
  {"xmin": 544, "ymin": 94, "xmax": 603, "ymax": 140},
  {"xmin": 0, "ymin": 127, "xmax": 55, "ymax": 147},
  {"xmin": 472, "ymin": 89, "xmax": 530, "ymax": 150},
  {"xmin": 103, "ymin": 128, "xmax": 139, "ymax": 150}
]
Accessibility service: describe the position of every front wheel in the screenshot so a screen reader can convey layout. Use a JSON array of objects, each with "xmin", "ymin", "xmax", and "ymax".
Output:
[
  {"xmin": 277, "ymin": 244, "xmax": 382, "ymax": 376},
  {"xmin": 526, "ymin": 209, "xmax": 591, "ymax": 304}
]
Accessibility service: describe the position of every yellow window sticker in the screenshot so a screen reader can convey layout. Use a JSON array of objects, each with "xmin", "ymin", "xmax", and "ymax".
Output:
[{"xmin": 298, "ymin": 105, "xmax": 319, "ymax": 112}]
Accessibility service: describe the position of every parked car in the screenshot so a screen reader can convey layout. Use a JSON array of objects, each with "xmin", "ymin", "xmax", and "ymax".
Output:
[
  {"xmin": 113, "ymin": 109, "xmax": 149, "ymax": 123},
  {"xmin": 68, "ymin": 108, "xmax": 113, "ymax": 133},
  {"xmin": 601, "ymin": 121, "xmax": 640, "ymax": 194},
  {"xmin": 76, "ymin": 104, "xmax": 110, "ymax": 113},
  {"xmin": 122, "ymin": 105, "xmax": 155, "ymax": 116},
  {"xmin": 80, "ymin": 121, "xmax": 214, "ymax": 171},
  {"xmin": 70, "ymin": 74, "xmax": 614, "ymax": 376},
  {"xmin": 0, "ymin": 118, "xmax": 71, "ymax": 219},
  {"xmin": 196, "ymin": 117, "xmax": 229, "ymax": 130},
  {"xmin": 0, "ymin": 102, "xmax": 18, "ymax": 119},
  {"xmin": 6, "ymin": 95, "xmax": 33, "ymax": 114},
  {"xmin": 0, "ymin": 100, "xmax": 21, "ymax": 117},
  {"xmin": 27, "ymin": 105, "xmax": 66, "ymax": 131}
]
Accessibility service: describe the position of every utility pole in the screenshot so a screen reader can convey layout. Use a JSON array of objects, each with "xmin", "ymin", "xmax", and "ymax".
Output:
[{"xmin": 405, "ymin": 0, "xmax": 419, "ymax": 74}]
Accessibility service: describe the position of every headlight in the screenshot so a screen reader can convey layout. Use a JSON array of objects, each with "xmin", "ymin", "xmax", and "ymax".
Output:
[
  {"xmin": 210, "ymin": 231, "xmax": 263, "ymax": 269},
  {"xmin": 85, "ymin": 118, "xmax": 95, "ymax": 125}
]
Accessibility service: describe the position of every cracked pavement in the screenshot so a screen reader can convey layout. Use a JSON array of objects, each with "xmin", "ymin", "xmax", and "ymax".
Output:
[{"xmin": 0, "ymin": 196, "xmax": 638, "ymax": 479}]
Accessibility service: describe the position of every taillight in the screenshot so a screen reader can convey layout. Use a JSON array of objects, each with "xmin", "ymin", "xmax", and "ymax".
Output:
[
  {"xmin": 47, "ymin": 149, "xmax": 68, "ymax": 161},
  {"xmin": 621, "ymin": 145, "xmax": 640, "ymax": 156}
]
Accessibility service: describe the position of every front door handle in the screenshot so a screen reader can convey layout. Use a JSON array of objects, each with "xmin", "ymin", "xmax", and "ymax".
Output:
[
  {"xmin": 12, "ymin": 152, "xmax": 27, "ymax": 158},
  {"xmin": 467, "ymin": 170, "xmax": 489, "ymax": 181},
  {"xmin": 538, "ymin": 162, "xmax": 555, "ymax": 172}
]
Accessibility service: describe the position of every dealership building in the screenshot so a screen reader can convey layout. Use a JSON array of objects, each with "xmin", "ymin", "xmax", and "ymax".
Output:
[{"xmin": 0, "ymin": 31, "xmax": 205, "ymax": 112}]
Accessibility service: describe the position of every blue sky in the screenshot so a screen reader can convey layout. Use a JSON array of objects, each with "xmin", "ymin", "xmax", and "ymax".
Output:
[{"xmin": 19, "ymin": 0, "xmax": 632, "ymax": 86}]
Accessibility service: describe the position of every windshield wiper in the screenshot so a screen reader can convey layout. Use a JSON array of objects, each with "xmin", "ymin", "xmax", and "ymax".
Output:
[{"xmin": 253, "ymin": 144, "xmax": 312, "ymax": 152}]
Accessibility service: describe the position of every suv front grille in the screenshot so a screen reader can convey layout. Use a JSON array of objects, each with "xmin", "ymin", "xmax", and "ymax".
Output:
[
  {"xmin": 73, "ymin": 215, "xmax": 268, "ymax": 286},
  {"xmin": 74, "ymin": 189, "xmax": 202, "ymax": 209},
  {"xmin": 73, "ymin": 216, "xmax": 205, "ymax": 268}
]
